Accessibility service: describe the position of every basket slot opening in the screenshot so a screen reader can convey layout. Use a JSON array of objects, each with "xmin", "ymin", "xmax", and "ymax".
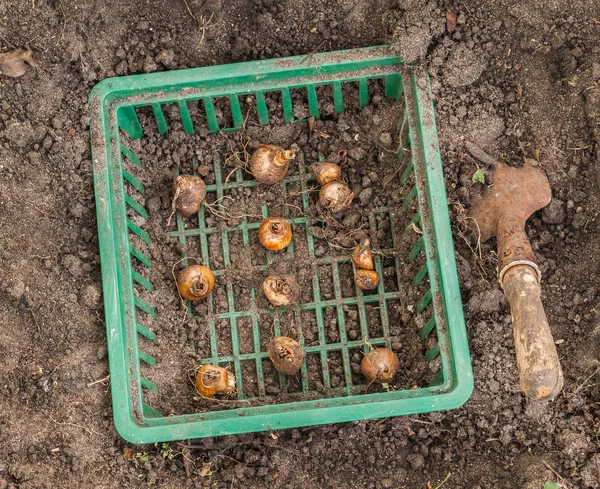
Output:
[
  {"xmin": 237, "ymin": 316, "xmax": 254, "ymax": 355},
  {"xmin": 340, "ymin": 261, "xmax": 356, "ymax": 299},
  {"xmin": 323, "ymin": 306, "xmax": 340, "ymax": 344},
  {"xmin": 386, "ymin": 299, "xmax": 403, "ymax": 337},
  {"xmin": 300, "ymin": 309, "xmax": 318, "ymax": 346},
  {"xmin": 314, "ymin": 84, "xmax": 337, "ymax": 118},
  {"xmin": 238, "ymin": 94, "xmax": 259, "ymax": 128},
  {"xmin": 381, "ymin": 255, "xmax": 400, "ymax": 293},
  {"xmin": 304, "ymin": 353, "xmax": 323, "ymax": 392},
  {"xmin": 367, "ymin": 77, "xmax": 386, "ymax": 104},
  {"xmin": 207, "ymin": 232, "xmax": 224, "ymax": 270},
  {"xmin": 212, "ymin": 277, "xmax": 230, "ymax": 315},
  {"xmin": 241, "ymin": 360, "xmax": 259, "ymax": 398},
  {"xmin": 348, "ymin": 348, "xmax": 365, "ymax": 386},
  {"xmin": 375, "ymin": 212, "xmax": 394, "ymax": 250},
  {"xmin": 215, "ymin": 318, "xmax": 233, "ymax": 356},
  {"xmin": 317, "ymin": 264, "xmax": 334, "ymax": 300},
  {"xmin": 365, "ymin": 302, "xmax": 384, "ymax": 339},
  {"xmin": 343, "ymin": 304, "xmax": 361, "ymax": 342},
  {"xmin": 262, "ymin": 90, "xmax": 283, "ymax": 124},
  {"xmin": 211, "ymin": 97, "xmax": 235, "ymax": 131},
  {"xmin": 327, "ymin": 350, "xmax": 346, "ymax": 389},
  {"xmin": 184, "ymin": 99, "xmax": 208, "ymax": 134},
  {"xmin": 117, "ymin": 105, "xmax": 144, "ymax": 139},
  {"xmin": 289, "ymin": 87, "xmax": 309, "ymax": 120}
]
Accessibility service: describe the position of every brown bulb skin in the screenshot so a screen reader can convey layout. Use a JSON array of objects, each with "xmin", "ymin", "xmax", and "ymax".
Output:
[
  {"xmin": 177, "ymin": 265, "xmax": 215, "ymax": 300},
  {"xmin": 354, "ymin": 269, "xmax": 379, "ymax": 290},
  {"xmin": 319, "ymin": 181, "xmax": 354, "ymax": 213},
  {"xmin": 196, "ymin": 364, "xmax": 236, "ymax": 398},
  {"xmin": 258, "ymin": 217, "xmax": 292, "ymax": 251},
  {"xmin": 250, "ymin": 145, "xmax": 296, "ymax": 184},
  {"xmin": 267, "ymin": 337, "xmax": 305, "ymax": 375},
  {"xmin": 352, "ymin": 238, "xmax": 374, "ymax": 270},
  {"xmin": 313, "ymin": 162, "xmax": 342, "ymax": 185},
  {"xmin": 263, "ymin": 275, "xmax": 301, "ymax": 307},
  {"xmin": 173, "ymin": 175, "xmax": 206, "ymax": 218},
  {"xmin": 361, "ymin": 348, "xmax": 399, "ymax": 383}
]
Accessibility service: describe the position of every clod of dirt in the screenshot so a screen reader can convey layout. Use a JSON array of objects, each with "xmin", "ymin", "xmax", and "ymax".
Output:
[
  {"xmin": 541, "ymin": 199, "xmax": 566, "ymax": 224},
  {"xmin": 442, "ymin": 44, "xmax": 485, "ymax": 87},
  {"xmin": 0, "ymin": 48, "xmax": 38, "ymax": 77},
  {"xmin": 391, "ymin": 25, "xmax": 433, "ymax": 63}
]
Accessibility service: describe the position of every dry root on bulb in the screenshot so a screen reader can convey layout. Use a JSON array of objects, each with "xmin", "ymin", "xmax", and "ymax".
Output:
[
  {"xmin": 195, "ymin": 364, "xmax": 236, "ymax": 398},
  {"xmin": 172, "ymin": 175, "xmax": 207, "ymax": 218},
  {"xmin": 267, "ymin": 336, "xmax": 305, "ymax": 375},
  {"xmin": 313, "ymin": 162, "xmax": 342, "ymax": 185},
  {"xmin": 319, "ymin": 180, "xmax": 354, "ymax": 213},
  {"xmin": 177, "ymin": 265, "xmax": 215, "ymax": 300},
  {"xmin": 354, "ymin": 269, "xmax": 379, "ymax": 290},
  {"xmin": 352, "ymin": 238, "xmax": 374, "ymax": 270},
  {"xmin": 250, "ymin": 145, "xmax": 296, "ymax": 184},
  {"xmin": 361, "ymin": 348, "xmax": 399, "ymax": 383},
  {"xmin": 258, "ymin": 217, "xmax": 292, "ymax": 251},
  {"xmin": 263, "ymin": 275, "xmax": 301, "ymax": 307}
]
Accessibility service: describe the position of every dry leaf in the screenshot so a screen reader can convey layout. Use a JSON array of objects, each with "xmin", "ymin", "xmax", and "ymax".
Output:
[
  {"xmin": 123, "ymin": 447, "xmax": 134, "ymax": 460},
  {"xmin": 0, "ymin": 49, "xmax": 38, "ymax": 78},
  {"xmin": 199, "ymin": 461, "xmax": 212, "ymax": 477},
  {"xmin": 446, "ymin": 11, "xmax": 457, "ymax": 34}
]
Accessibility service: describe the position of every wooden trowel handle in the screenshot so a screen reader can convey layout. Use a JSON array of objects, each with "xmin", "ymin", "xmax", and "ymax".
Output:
[{"xmin": 502, "ymin": 264, "xmax": 564, "ymax": 400}]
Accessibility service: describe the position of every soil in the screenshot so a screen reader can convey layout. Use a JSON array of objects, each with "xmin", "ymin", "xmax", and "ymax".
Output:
[{"xmin": 0, "ymin": 0, "xmax": 599, "ymax": 488}]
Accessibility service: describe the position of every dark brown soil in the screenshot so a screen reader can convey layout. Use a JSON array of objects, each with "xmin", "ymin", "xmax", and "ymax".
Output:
[{"xmin": 1, "ymin": 0, "xmax": 599, "ymax": 488}]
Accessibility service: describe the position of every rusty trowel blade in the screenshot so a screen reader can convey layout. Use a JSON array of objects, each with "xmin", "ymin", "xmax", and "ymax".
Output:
[{"xmin": 469, "ymin": 159, "xmax": 551, "ymax": 242}]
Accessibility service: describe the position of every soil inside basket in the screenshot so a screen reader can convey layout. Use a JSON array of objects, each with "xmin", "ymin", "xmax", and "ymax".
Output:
[{"xmin": 123, "ymin": 81, "xmax": 434, "ymax": 415}]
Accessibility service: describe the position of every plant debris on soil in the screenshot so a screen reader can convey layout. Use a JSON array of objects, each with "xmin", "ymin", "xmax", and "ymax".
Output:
[{"xmin": 0, "ymin": 0, "xmax": 599, "ymax": 487}]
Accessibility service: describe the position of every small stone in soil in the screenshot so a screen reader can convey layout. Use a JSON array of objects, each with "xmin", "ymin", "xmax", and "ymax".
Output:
[
  {"xmin": 348, "ymin": 147, "xmax": 366, "ymax": 160},
  {"xmin": 541, "ymin": 198, "xmax": 566, "ymax": 224},
  {"xmin": 358, "ymin": 188, "xmax": 374, "ymax": 204}
]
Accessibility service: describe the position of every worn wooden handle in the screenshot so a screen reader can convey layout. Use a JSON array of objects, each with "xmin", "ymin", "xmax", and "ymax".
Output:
[{"xmin": 502, "ymin": 264, "xmax": 564, "ymax": 400}]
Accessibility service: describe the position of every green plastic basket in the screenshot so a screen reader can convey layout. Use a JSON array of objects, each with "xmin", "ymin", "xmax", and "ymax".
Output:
[{"xmin": 90, "ymin": 46, "xmax": 472, "ymax": 444}]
